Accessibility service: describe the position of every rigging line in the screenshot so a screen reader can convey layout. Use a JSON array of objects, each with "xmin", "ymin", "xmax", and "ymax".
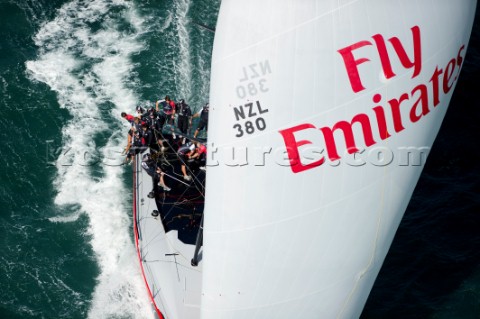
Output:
[
  {"xmin": 164, "ymin": 193, "xmax": 204, "ymax": 204},
  {"xmin": 161, "ymin": 123, "xmax": 207, "ymax": 144},
  {"xmin": 150, "ymin": 129, "xmax": 205, "ymax": 226},
  {"xmin": 160, "ymin": 145, "xmax": 204, "ymax": 196},
  {"xmin": 192, "ymin": 21, "xmax": 215, "ymax": 33},
  {"xmin": 153, "ymin": 126, "xmax": 205, "ymax": 197},
  {"xmin": 158, "ymin": 182, "xmax": 201, "ymax": 220},
  {"xmin": 158, "ymin": 148, "xmax": 200, "ymax": 185},
  {"xmin": 144, "ymin": 155, "xmax": 193, "ymax": 223},
  {"xmin": 163, "ymin": 165, "xmax": 189, "ymax": 187},
  {"xmin": 162, "ymin": 171, "xmax": 191, "ymax": 186},
  {"xmin": 159, "ymin": 177, "xmax": 204, "ymax": 222},
  {"xmin": 158, "ymin": 183, "xmax": 192, "ymax": 223},
  {"xmin": 136, "ymin": 157, "xmax": 194, "ymax": 263},
  {"xmin": 139, "ymin": 126, "xmax": 205, "ymax": 260}
]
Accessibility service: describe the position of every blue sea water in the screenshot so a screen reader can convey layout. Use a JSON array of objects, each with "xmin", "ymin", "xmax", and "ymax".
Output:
[
  {"xmin": 0, "ymin": 1, "xmax": 478, "ymax": 318},
  {"xmin": 0, "ymin": 1, "xmax": 217, "ymax": 318}
]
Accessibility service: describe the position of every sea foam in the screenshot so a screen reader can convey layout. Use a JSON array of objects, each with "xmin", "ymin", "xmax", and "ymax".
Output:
[
  {"xmin": 26, "ymin": 0, "xmax": 154, "ymax": 318},
  {"xmin": 174, "ymin": 0, "xmax": 193, "ymax": 101}
]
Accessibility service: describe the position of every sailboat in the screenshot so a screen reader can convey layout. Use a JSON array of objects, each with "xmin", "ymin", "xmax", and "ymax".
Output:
[{"xmin": 133, "ymin": 0, "xmax": 477, "ymax": 318}]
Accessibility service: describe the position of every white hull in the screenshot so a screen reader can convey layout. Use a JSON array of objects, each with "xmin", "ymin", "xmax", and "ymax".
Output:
[{"xmin": 133, "ymin": 152, "xmax": 203, "ymax": 319}]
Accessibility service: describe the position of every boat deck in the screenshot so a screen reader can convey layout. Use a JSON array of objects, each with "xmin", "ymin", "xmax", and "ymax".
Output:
[{"xmin": 133, "ymin": 148, "xmax": 204, "ymax": 319}]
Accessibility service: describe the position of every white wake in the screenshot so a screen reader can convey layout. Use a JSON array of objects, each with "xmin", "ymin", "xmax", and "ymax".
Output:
[{"xmin": 26, "ymin": 0, "xmax": 154, "ymax": 318}]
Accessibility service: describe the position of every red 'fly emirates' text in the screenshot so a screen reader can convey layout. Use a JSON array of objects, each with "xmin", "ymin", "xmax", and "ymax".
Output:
[{"xmin": 279, "ymin": 26, "xmax": 466, "ymax": 173}]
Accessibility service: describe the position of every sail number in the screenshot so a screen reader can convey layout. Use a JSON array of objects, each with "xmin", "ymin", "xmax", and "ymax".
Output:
[
  {"xmin": 233, "ymin": 118, "xmax": 266, "ymax": 137},
  {"xmin": 232, "ymin": 101, "xmax": 269, "ymax": 138},
  {"xmin": 236, "ymin": 79, "xmax": 269, "ymax": 99},
  {"xmin": 236, "ymin": 60, "xmax": 272, "ymax": 99}
]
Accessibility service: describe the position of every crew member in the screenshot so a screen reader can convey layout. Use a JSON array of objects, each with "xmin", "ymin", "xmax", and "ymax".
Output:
[
  {"xmin": 176, "ymin": 99, "xmax": 192, "ymax": 136},
  {"xmin": 121, "ymin": 112, "xmax": 135, "ymax": 125},
  {"xmin": 190, "ymin": 142, "xmax": 207, "ymax": 170},
  {"xmin": 125, "ymin": 129, "xmax": 143, "ymax": 164},
  {"xmin": 156, "ymin": 95, "xmax": 176, "ymax": 135},
  {"xmin": 135, "ymin": 106, "xmax": 145, "ymax": 117},
  {"xmin": 177, "ymin": 142, "xmax": 196, "ymax": 181},
  {"xmin": 192, "ymin": 102, "xmax": 209, "ymax": 138}
]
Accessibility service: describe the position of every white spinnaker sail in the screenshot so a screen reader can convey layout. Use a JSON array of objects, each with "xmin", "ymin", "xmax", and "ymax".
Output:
[{"xmin": 202, "ymin": 1, "xmax": 476, "ymax": 318}]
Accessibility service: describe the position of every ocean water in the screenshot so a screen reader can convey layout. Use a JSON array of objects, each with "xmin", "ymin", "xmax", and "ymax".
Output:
[
  {"xmin": 0, "ymin": 1, "xmax": 478, "ymax": 319},
  {"xmin": 0, "ymin": 0, "xmax": 217, "ymax": 318}
]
